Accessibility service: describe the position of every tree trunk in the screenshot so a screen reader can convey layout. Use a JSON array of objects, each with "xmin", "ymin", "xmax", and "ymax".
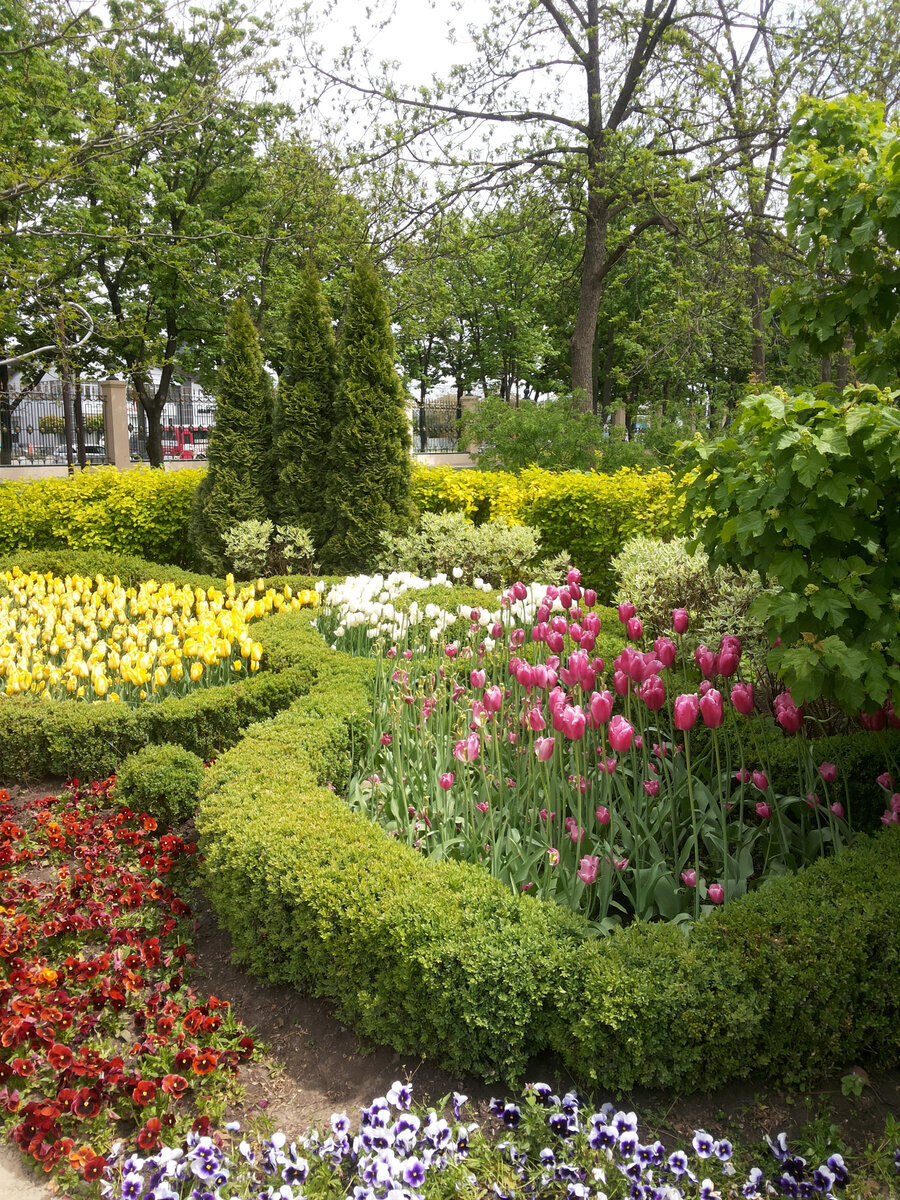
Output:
[
  {"xmin": 749, "ymin": 230, "xmax": 767, "ymax": 383},
  {"xmin": 0, "ymin": 363, "xmax": 11, "ymax": 466},
  {"xmin": 570, "ymin": 190, "xmax": 607, "ymax": 412}
]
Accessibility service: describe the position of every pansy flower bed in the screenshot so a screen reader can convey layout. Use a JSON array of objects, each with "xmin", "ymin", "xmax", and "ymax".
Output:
[
  {"xmin": 327, "ymin": 570, "xmax": 865, "ymax": 930},
  {"xmin": 98, "ymin": 1080, "xmax": 886, "ymax": 1200},
  {"xmin": 0, "ymin": 779, "xmax": 255, "ymax": 1188}
]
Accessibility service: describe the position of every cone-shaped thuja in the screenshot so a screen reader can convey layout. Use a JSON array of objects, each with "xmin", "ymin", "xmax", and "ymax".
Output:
[
  {"xmin": 321, "ymin": 256, "xmax": 414, "ymax": 573},
  {"xmin": 272, "ymin": 259, "xmax": 340, "ymax": 547},
  {"xmin": 189, "ymin": 298, "xmax": 273, "ymax": 572}
]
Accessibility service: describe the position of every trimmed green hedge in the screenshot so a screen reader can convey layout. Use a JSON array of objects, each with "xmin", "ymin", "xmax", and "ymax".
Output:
[
  {"xmin": 197, "ymin": 625, "xmax": 900, "ymax": 1090},
  {"xmin": 765, "ymin": 728, "xmax": 900, "ymax": 831}
]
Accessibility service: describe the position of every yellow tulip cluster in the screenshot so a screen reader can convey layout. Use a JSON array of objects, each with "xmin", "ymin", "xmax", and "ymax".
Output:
[{"xmin": 0, "ymin": 569, "xmax": 318, "ymax": 704}]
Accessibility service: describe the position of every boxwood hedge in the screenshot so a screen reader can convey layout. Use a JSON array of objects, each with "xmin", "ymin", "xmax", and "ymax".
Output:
[{"xmin": 2, "ymin": 553, "xmax": 898, "ymax": 1092}]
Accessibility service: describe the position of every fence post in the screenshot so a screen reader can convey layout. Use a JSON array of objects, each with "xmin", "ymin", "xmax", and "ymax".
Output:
[{"xmin": 99, "ymin": 379, "xmax": 132, "ymax": 470}]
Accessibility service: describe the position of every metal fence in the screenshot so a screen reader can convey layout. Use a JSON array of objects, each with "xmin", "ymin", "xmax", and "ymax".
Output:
[
  {"xmin": 412, "ymin": 396, "xmax": 464, "ymax": 453},
  {"xmin": 127, "ymin": 385, "xmax": 214, "ymax": 462},
  {"xmin": 0, "ymin": 383, "xmax": 107, "ymax": 466}
]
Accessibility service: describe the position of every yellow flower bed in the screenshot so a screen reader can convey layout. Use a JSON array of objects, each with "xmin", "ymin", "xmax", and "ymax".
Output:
[{"xmin": 0, "ymin": 569, "xmax": 318, "ymax": 704}]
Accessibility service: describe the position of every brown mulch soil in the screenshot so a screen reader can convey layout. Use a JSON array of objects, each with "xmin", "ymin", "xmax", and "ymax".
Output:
[{"xmin": 4, "ymin": 778, "xmax": 898, "ymax": 1174}]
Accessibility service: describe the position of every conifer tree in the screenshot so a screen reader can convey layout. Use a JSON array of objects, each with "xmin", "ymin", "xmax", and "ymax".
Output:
[
  {"xmin": 190, "ymin": 298, "xmax": 274, "ymax": 572},
  {"xmin": 272, "ymin": 260, "xmax": 340, "ymax": 545},
  {"xmin": 321, "ymin": 257, "xmax": 414, "ymax": 572}
]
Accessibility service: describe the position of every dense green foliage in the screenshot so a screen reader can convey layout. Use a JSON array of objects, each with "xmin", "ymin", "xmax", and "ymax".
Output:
[
  {"xmin": 460, "ymin": 394, "xmax": 607, "ymax": 471},
  {"xmin": 321, "ymin": 258, "xmax": 414, "ymax": 572},
  {"xmin": 0, "ymin": 468, "xmax": 202, "ymax": 565},
  {"xmin": 272, "ymin": 260, "xmax": 341, "ymax": 544},
  {"xmin": 113, "ymin": 743, "xmax": 205, "ymax": 826},
  {"xmin": 682, "ymin": 385, "xmax": 900, "ymax": 711},
  {"xmin": 190, "ymin": 300, "xmax": 275, "ymax": 573},
  {"xmin": 776, "ymin": 95, "xmax": 900, "ymax": 384}
]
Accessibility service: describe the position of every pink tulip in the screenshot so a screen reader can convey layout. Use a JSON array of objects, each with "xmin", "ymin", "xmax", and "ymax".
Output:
[
  {"xmin": 755, "ymin": 801, "xmax": 772, "ymax": 819},
  {"xmin": 439, "ymin": 772, "xmax": 454, "ymax": 790},
  {"xmin": 806, "ymin": 792, "xmax": 820, "ymax": 808},
  {"xmin": 547, "ymin": 631, "xmax": 564, "ymax": 654},
  {"xmin": 639, "ymin": 675, "xmax": 666, "ymax": 711},
  {"xmin": 445, "ymin": 644, "xmax": 458, "ymax": 659},
  {"xmin": 535, "ymin": 736, "xmax": 555, "ymax": 762},
  {"xmin": 653, "ymin": 636, "xmax": 677, "ymax": 668},
  {"xmin": 876, "ymin": 771, "xmax": 894, "ymax": 789},
  {"xmin": 672, "ymin": 608, "xmax": 689, "ymax": 635},
  {"xmin": 567, "ymin": 568, "xmax": 582, "ymax": 585},
  {"xmin": 559, "ymin": 588, "xmax": 573, "ymax": 610},
  {"xmin": 584, "ymin": 588, "xmax": 597, "ymax": 608},
  {"xmin": 643, "ymin": 779, "xmax": 660, "ymax": 797},
  {"xmin": 699, "ymin": 679, "xmax": 713, "ymax": 696},
  {"xmin": 568, "ymin": 824, "xmax": 586, "ymax": 843},
  {"xmin": 818, "ymin": 761, "xmax": 837, "ymax": 783},
  {"xmin": 626, "ymin": 617, "xmax": 643, "ymax": 641},
  {"xmin": 730, "ymin": 682, "xmax": 755, "ymax": 716},
  {"xmin": 860, "ymin": 707, "xmax": 887, "ymax": 731},
  {"xmin": 681, "ymin": 869, "xmax": 697, "ymax": 888},
  {"xmin": 547, "ymin": 846, "xmax": 560, "ymax": 865},
  {"xmin": 694, "ymin": 644, "xmax": 717, "ymax": 678},
  {"xmin": 673, "ymin": 693, "xmax": 699, "ymax": 731},
  {"xmin": 453, "ymin": 733, "xmax": 480, "ymax": 762},
  {"xmin": 539, "ymin": 808, "xmax": 555, "ymax": 821},
  {"xmin": 595, "ymin": 805, "xmax": 611, "ymax": 825},
  {"xmin": 470, "ymin": 669, "xmax": 486, "ymax": 689},
  {"xmin": 577, "ymin": 854, "xmax": 599, "ymax": 884},
  {"xmin": 617, "ymin": 602, "xmax": 636, "ymax": 623},
  {"xmin": 483, "ymin": 685, "xmax": 503, "ymax": 713},
  {"xmin": 707, "ymin": 883, "xmax": 725, "ymax": 904},
  {"xmin": 608, "ymin": 714, "xmax": 635, "ymax": 753},
  {"xmin": 734, "ymin": 768, "xmax": 751, "ymax": 784},
  {"xmin": 830, "ymin": 801, "xmax": 845, "ymax": 818},
  {"xmin": 561, "ymin": 705, "xmax": 587, "ymax": 741},
  {"xmin": 774, "ymin": 690, "xmax": 803, "ymax": 733},
  {"xmin": 569, "ymin": 623, "xmax": 583, "ymax": 643},
  {"xmin": 380, "ymin": 733, "xmax": 392, "ymax": 745},
  {"xmin": 511, "ymin": 581, "xmax": 527, "ymax": 601},
  {"xmin": 613, "ymin": 670, "xmax": 629, "ymax": 696},
  {"xmin": 589, "ymin": 689, "xmax": 613, "ymax": 727},
  {"xmin": 717, "ymin": 636, "xmax": 742, "ymax": 678},
  {"xmin": 752, "ymin": 770, "xmax": 769, "ymax": 790},
  {"xmin": 475, "ymin": 801, "xmax": 490, "ymax": 813},
  {"xmin": 527, "ymin": 706, "xmax": 546, "ymax": 732},
  {"xmin": 699, "ymin": 688, "xmax": 724, "ymax": 728}
]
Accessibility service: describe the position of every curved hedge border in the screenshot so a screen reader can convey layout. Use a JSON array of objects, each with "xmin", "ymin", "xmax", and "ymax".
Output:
[
  {"xmin": 2, "ymin": 553, "xmax": 898, "ymax": 1092},
  {"xmin": 197, "ymin": 642, "xmax": 900, "ymax": 1092},
  {"xmin": 0, "ymin": 552, "xmax": 338, "ymax": 783}
]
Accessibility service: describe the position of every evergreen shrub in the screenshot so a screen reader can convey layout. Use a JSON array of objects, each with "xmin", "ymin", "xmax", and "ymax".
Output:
[
  {"xmin": 382, "ymin": 511, "xmax": 553, "ymax": 587},
  {"xmin": 113, "ymin": 743, "xmax": 205, "ymax": 826}
]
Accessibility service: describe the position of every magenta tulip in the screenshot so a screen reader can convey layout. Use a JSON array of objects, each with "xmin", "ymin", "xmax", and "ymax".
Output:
[
  {"xmin": 589, "ymin": 689, "xmax": 613, "ymax": 727},
  {"xmin": 561, "ymin": 705, "xmax": 587, "ymax": 741},
  {"xmin": 595, "ymin": 805, "xmax": 611, "ymax": 825},
  {"xmin": 643, "ymin": 779, "xmax": 660, "ymax": 797},
  {"xmin": 752, "ymin": 770, "xmax": 769, "ymax": 791},
  {"xmin": 527, "ymin": 706, "xmax": 546, "ymax": 732},
  {"xmin": 608, "ymin": 714, "xmax": 635, "ymax": 753},
  {"xmin": 830, "ymin": 801, "xmax": 845, "ymax": 818},
  {"xmin": 653, "ymin": 636, "xmax": 677, "ymax": 668},
  {"xmin": 483, "ymin": 685, "xmax": 502, "ymax": 713},
  {"xmin": 639, "ymin": 675, "xmax": 666, "ymax": 711},
  {"xmin": 613, "ymin": 670, "xmax": 629, "ymax": 696},
  {"xmin": 584, "ymin": 588, "xmax": 597, "ymax": 608},
  {"xmin": 535, "ymin": 736, "xmax": 555, "ymax": 762},
  {"xmin": 755, "ymin": 801, "xmax": 772, "ymax": 819},
  {"xmin": 626, "ymin": 616, "xmax": 643, "ymax": 641},
  {"xmin": 673, "ymin": 693, "xmax": 699, "ymax": 731},
  {"xmin": 694, "ymin": 644, "xmax": 717, "ymax": 678},
  {"xmin": 617, "ymin": 602, "xmax": 636, "ymax": 623},
  {"xmin": 707, "ymin": 883, "xmax": 724, "ymax": 904},
  {"xmin": 567, "ymin": 567, "xmax": 582, "ymax": 585},
  {"xmin": 681, "ymin": 868, "xmax": 697, "ymax": 888},
  {"xmin": 672, "ymin": 608, "xmax": 689, "ymax": 634},
  {"xmin": 818, "ymin": 761, "xmax": 837, "ymax": 783},
  {"xmin": 512, "ymin": 581, "xmax": 528, "ymax": 601},
  {"xmin": 470, "ymin": 669, "xmax": 486, "ymax": 689},
  {"xmin": 559, "ymin": 588, "xmax": 573, "ymax": 610},
  {"xmin": 730, "ymin": 682, "xmax": 755, "ymax": 716},
  {"xmin": 439, "ymin": 772, "xmax": 454, "ymax": 790},
  {"xmin": 699, "ymin": 688, "xmax": 724, "ymax": 728}
]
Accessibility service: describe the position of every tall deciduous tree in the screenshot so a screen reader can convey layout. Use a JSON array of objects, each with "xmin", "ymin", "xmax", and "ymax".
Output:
[
  {"xmin": 321, "ymin": 258, "xmax": 414, "ymax": 573},
  {"xmin": 272, "ymin": 259, "xmax": 340, "ymax": 544},
  {"xmin": 190, "ymin": 299, "xmax": 274, "ymax": 572}
]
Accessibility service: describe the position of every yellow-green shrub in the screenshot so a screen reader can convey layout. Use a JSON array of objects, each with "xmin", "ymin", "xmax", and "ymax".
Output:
[
  {"xmin": 0, "ymin": 467, "xmax": 204, "ymax": 566},
  {"xmin": 411, "ymin": 465, "xmax": 681, "ymax": 597}
]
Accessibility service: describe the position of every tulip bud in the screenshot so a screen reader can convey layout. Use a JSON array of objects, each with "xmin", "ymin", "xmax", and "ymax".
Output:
[
  {"xmin": 673, "ymin": 693, "xmax": 699, "ymax": 731},
  {"xmin": 681, "ymin": 869, "xmax": 697, "ymax": 888},
  {"xmin": 707, "ymin": 883, "xmax": 725, "ymax": 904},
  {"xmin": 626, "ymin": 617, "xmax": 643, "ymax": 641},
  {"xmin": 699, "ymin": 688, "xmax": 724, "ymax": 728},
  {"xmin": 730, "ymin": 682, "xmax": 754, "ymax": 716},
  {"xmin": 617, "ymin": 602, "xmax": 636, "ymax": 623},
  {"xmin": 818, "ymin": 761, "xmax": 837, "ymax": 783},
  {"xmin": 755, "ymin": 801, "xmax": 772, "ymax": 819},
  {"xmin": 535, "ymin": 736, "xmax": 555, "ymax": 762},
  {"xmin": 439, "ymin": 773, "xmax": 454, "ymax": 790},
  {"xmin": 589, "ymin": 689, "xmax": 613, "ymax": 727},
  {"xmin": 567, "ymin": 568, "xmax": 582, "ymax": 586},
  {"xmin": 595, "ymin": 805, "xmax": 611, "ymax": 825},
  {"xmin": 672, "ymin": 608, "xmax": 689, "ymax": 635},
  {"xmin": 470, "ymin": 669, "xmax": 486, "ymax": 689},
  {"xmin": 527, "ymin": 706, "xmax": 546, "ymax": 732},
  {"xmin": 584, "ymin": 588, "xmax": 597, "ymax": 608},
  {"xmin": 752, "ymin": 770, "xmax": 769, "ymax": 791},
  {"xmin": 607, "ymin": 714, "xmax": 635, "ymax": 753},
  {"xmin": 483, "ymin": 685, "xmax": 502, "ymax": 713}
]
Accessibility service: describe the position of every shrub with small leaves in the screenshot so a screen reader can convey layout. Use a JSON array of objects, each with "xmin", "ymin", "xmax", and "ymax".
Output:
[
  {"xmin": 382, "ymin": 510, "xmax": 544, "ymax": 586},
  {"xmin": 113, "ymin": 744, "xmax": 205, "ymax": 827},
  {"xmin": 274, "ymin": 524, "xmax": 317, "ymax": 575},
  {"xmin": 222, "ymin": 519, "xmax": 274, "ymax": 579}
]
